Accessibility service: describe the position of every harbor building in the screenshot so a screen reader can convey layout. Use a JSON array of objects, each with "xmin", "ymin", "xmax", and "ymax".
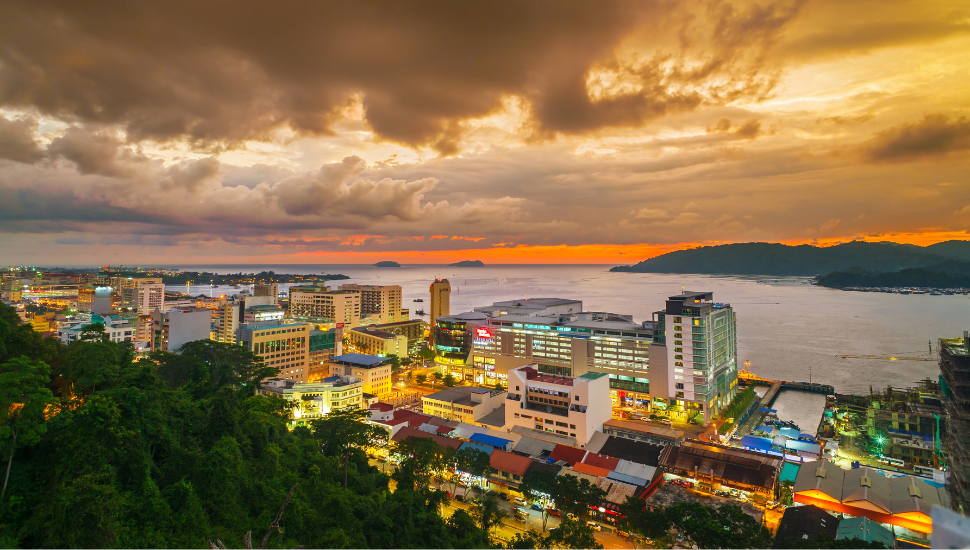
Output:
[
  {"xmin": 940, "ymin": 332, "xmax": 970, "ymax": 513},
  {"xmin": 504, "ymin": 365, "xmax": 612, "ymax": 446},
  {"xmin": 236, "ymin": 320, "xmax": 311, "ymax": 383}
]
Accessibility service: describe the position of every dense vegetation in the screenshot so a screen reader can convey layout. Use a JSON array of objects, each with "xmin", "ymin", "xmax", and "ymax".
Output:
[
  {"xmin": 815, "ymin": 259, "xmax": 970, "ymax": 289},
  {"xmin": 448, "ymin": 260, "xmax": 485, "ymax": 267},
  {"xmin": 611, "ymin": 240, "xmax": 970, "ymax": 276},
  {"xmin": 0, "ymin": 303, "xmax": 482, "ymax": 549}
]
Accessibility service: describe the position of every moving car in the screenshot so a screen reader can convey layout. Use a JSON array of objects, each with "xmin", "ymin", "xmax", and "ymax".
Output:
[
  {"xmin": 531, "ymin": 503, "xmax": 543, "ymax": 512},
  {"xmin": 765, "ymin": 500, "xmax": 779, "ymax": 510},
  {"xmin": 586, "ymin": 521, "xmax": 602, "ymax": 531},
  {"xmin": 546, "ymin": 508, "xmax": 561, "ymax": 516},
  {"xmin": 513, "ymin": 496, "xmax": 527, "ymax": 506}
]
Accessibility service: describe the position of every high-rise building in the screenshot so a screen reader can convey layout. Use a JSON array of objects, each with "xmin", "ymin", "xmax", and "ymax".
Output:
[
  {"xmin": 504, "ymin": 365, "xmax": 612, "ymax": 446},
  {"xmin": 652, "ymin": 291, "xmax": 738, "ymax": 424},
  {"xmin": 288, "ymin": 286, "xmax": 361, "ymax": 327},
  {"xmin": 940, "ymin": 332, "xmax": 970, "ymax": 513},
  {"xmin": 150, "ymin": 307, "xmax": 212, "ymax": 353},
  {"xmin": 253, "ymin": 283, "xmax": 279, "ymax": 305},
  {"xmin": 337, "ymin": 284, "xmax": 403, "ymax": 324},
  {"xmin": 430, "ymin": 279, "xmax": 451, "ymax": 325},
  {"xmin": 237, "ymin": 320, "xmax": 311, "ymax": 383},
  {"xmin": 77, "ymin": 285, "xmax": 113, "ymax": 315},
  {"xmin": 122, "ymin": 283, "xmax": 165, "ymax": 314},
  {"xmin": 212, "ymin": 301, "xmax": 240, "ymax": 344},
  {"xmin": 307, "ymin": 330, "xmax": 340, "ymax": 382}
]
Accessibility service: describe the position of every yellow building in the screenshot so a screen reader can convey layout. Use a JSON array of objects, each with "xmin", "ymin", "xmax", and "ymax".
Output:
[
  {"xmin": 347, "ymin": 327, "xmax": 408, "ymax": 357},
  {"xmin": 328, "ymin": 353, "xmax": 393, "ymax": 398},
  {"xmin": 237, "ymin": 320, "xmax": 311, "ymax": 383},
  {"xmin": 253, "ymin": 283, "xmax": 279, "ymax": 305},
  {"xmin": 337, "ymin": 284, "xmax": 403, "ymax": 324},
  {"xmin": 29, "ymin": 312, "xmax": 55, "ymax": 333},
  {"xmin": 430, "ymin": 278, "xmax": 450, "ymax": 326},
  {"xmin": 288, "ymin": 286, "xmax": 361, "ymax": 328},
  {"xmin": 422, "ymin": 386, "xmax": 507, "ymax": 424},
  {"xmin": 257, "ymin": 376, "xmax": 364, "ymax": 426}
]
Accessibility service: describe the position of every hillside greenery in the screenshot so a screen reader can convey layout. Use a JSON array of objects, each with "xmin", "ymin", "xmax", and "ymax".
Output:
[
  {"xmin": 611, "ymin": 240, "xmax": 970, "ymax": 276},
  {"xmin": 815, "ymin": 259, "xmax": 970, "ymax": 288}
]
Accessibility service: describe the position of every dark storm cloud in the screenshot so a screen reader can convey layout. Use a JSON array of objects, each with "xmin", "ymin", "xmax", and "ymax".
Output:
[
  {"xmin": 0, "ymin": 116, "xmax": 45, "ymax": 163},
  {"xmin": 0, "ymin": 0, "xmax": 805, "ymax": 151},
  {"xmin": 862, "ymin": 114, "xmax": 970, "ymax": 162},
  {"xmin": 0, "ymin": 187, "xmax": 174, "ymax": 225},
  {"xmin": 47, "ymin": 127, "xmax": 147, "ymax": 177}
]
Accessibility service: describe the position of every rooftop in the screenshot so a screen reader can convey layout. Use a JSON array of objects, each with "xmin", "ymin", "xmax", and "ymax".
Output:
[
  {"xmin": 424, "ymin": 386, "xmax": 497, "ymax": 406},
  {"xmin": 331, "ymin": 353, "xmax": 392, "ymax": 367},
  {"xmin": 241, "ymin": 320, "xmax": 308, "ymax": 331},
  {"xmin": 350, "ymin": 326, "xmax": 399, "ymax": 339}
]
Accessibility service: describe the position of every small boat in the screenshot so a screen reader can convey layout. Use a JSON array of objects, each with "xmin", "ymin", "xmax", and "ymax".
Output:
[
  {"xmin": 415, "ymin": 309, "xmax": 426, "ymax": 315},
  {"xmin": 413, "ymin": 298, "xmax": 424, "ymax": 302}
]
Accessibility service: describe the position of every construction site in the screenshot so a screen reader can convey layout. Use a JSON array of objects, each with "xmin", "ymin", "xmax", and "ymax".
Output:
[{"xmin": 939, "ymin": 333, "xmax": 970, "ymax": 513}]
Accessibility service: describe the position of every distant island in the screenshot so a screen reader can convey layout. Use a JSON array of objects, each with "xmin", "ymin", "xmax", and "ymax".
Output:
[
  {"xmin": 373, "ymin": 261, "xmax": 401, "ymax": 268},
  {"xmin": 448, "ymin": 260, "xmax": 485, "ymax": 267},
  {"xmin": 815, "ymin": 259, "xmax": 970, "ymax": 291},
  {"xmin": 610, "ymin": 240, "xmax": 970, "ymax": 276}
]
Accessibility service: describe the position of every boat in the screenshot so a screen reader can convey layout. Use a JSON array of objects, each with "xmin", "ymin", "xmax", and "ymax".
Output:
[
  {"xmin": 413, "ymin": 298, "xmax": 424, "ymax": 302},
  {"xmin": 415, "ymin": 309, "xmax": 426, "ymax": 315}
]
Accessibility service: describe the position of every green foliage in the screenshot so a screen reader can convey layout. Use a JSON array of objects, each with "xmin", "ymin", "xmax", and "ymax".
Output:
[
  {"xmin": 619, "ymin": 499, "xmax": 771, "ymax": 549},
  {"xmin": 0, "ymin": 357, "xmax": 56, "ymax": 500},
  {"xmin": 443, "ymin": 374, "xmax": 457, "ymax": 387},
  {"xmin": 0, "ymin": 305, "xmax": 484, "ymax": 549},
  {"xmin": 469, "ymin": 496, "xmax": 506, "ymax": 535},
  {"xmin": 816, "ymin": 259, "xmax": 970, "ymax": 289},
  {"xmin": 508, "ymin": 518, "xmax": 603, "ymax": 549},
  {"xmin": 416, "ymin": 373, "xmax": 428, "ymax": 385},
  {"xmin": 416, "ymin": 348, "xmax": 436, "ymax": 362},
  {"xmin": 551, "ymin": 474, "xmax": 606, "ymax": 519}
]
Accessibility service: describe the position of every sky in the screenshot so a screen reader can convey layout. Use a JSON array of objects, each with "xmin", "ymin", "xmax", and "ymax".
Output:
[{"xmin": 0, "ymin": 0, "xmax": 968, "ymax": 266}]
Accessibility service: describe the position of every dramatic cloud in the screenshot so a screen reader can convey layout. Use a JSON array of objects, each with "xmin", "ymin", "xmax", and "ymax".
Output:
[
  {"xmin": 0, "ymin": 0, "xmax": 968, "ymax": 264},
  {"xmin": 862, "ymin": 114, "xmax": 970, "ymax": 162}
]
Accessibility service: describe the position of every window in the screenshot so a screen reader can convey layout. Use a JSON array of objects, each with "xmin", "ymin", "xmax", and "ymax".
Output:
[
  {"xmin": 570, "ymin": 424, "xmax": 576, "ymax": 429},
  {"xmin": 676, "ymin": 391, "xmax": 685, "ymax": 398},
  {"xmin": 676, "ymin": 383, "xmax": 684, "ymax": 390},
  {"xmin": 575, "ymin": 395, "xmax": 580, "ymax": 401},
  {"xmin": 545, "ymin": 419, "xmax": 554, "ymax": 425}
]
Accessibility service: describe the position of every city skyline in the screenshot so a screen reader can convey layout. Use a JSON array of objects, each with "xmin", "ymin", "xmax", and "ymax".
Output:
[{"xmin": 0, "ymin": 0, "xmax": 968, "ymax": 265}]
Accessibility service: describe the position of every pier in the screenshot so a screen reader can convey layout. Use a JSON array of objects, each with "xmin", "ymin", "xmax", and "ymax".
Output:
[{"xmin": 736, "ymin": 373, "xmax": 835, "ymax": 438}]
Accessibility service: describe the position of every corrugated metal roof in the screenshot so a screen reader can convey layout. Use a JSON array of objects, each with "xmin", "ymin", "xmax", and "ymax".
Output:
[
  {"xmin": 842, "ymin": 468, "xmax": 892, "ymax": 514},
  {"xmin": 489, "ymin": 449, "xmax": 532, "ymax": 476},
  {"xmin": 585, "ymin": 431, "xmax": 610, "ymax": 454},
  {"xmin": 613, "ymin": 458, "xmax": 656, "ymax": 481},
  {"xmin": 793, "ymin": 459, "xmax": 844, "ymax": 502},
  {"xmin": 513, "ymin": 435, "xmax": 556, "ymax": 457},
  {"xmin": 550, "ymin": 444, "xmax": 587, "ymax": 466},
  {"xmin": 470, "ymin": 432, "xmax": 512, "ymax": 449},
  {"xmin": 573, "ymin": 462, "xmax": 612, "ymax": 477},
  {"xmin": 607, "ymin": 470, "xmax": 649, "ymax": 487},
  {"xmin": 785, "ymin": 440, "xmax": 821, "ymax": 454},
  {"xmin": 459, "ymin": 441, "xmax": 495, "ymax": 457},
  {"xmin": 742, "ymin": 435, "xmax": 774, "ymax": 452}
]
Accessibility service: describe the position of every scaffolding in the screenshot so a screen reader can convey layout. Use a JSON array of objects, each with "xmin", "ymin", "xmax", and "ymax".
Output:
[{"xmin": 939, "ymin": 332, "xmax": 970, "ymax": 513}]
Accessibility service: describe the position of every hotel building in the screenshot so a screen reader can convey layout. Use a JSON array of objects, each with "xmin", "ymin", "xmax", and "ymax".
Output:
[
  {"xmin": 237, "ymin": 320, "xmax": 311, "ymax": 383},
  {"xmin": 429, "ymin": 278, "xmax": 451, "ymax": 326},
  {"xmin": 337, "ymin": 284, "xmax": 404, "ymax": 325}
]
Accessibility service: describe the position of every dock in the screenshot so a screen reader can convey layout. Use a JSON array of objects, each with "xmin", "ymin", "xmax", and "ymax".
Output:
[{"xmin": 761, "ymin": 380, "xmax": 783, "ymax": 407}]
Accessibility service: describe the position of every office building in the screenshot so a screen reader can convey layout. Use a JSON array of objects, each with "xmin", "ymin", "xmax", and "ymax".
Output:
[
  {"xmin": 347, "ymin": 326, "xmax": 408, "ymax": 357},
  {"xmin": 150, "ymin": 307, "xmax": 212, "ymax": 353},
  {"xmin": 432, "ymin": 298, "xmax": 652, "ymax": 404},
  {"xmin": 258, "ymin": 376, "xmax": 364, "ymax": 425},
  {"xmin": 237, "ymin": 320, "xmax": 311, "ymax": 383},
  {"xmin": 288, "ymin": 286, "xmax": 361, "ymax": 328},
  {"xmin": 504, "ymin": 365, "xmax": 612, "ymax": 446},
  {"xmin": 422, "ymin": 386, "xmax": 506, "ymax": 423},
  {"xmin": 58, "ymin": 314, "xmax": 134, "ymax": 345},
  {"xmin": 652, "ymin": 291, "xmax": 738, "ymax": 424},
  {"xmin": 940, "ymin": 332, "xmax": 970, "ymax": 512},
  {"xmin": 429, "ymin": 278, "xmax": 451, "ymax": 326},
  {"xmin": 245, "ymin": 304, "xmax": 284, "ymax": 323},
  {"xmin": 308, "ymin": 329, "xmax": 340, "ymax": 382},
  {"xmin": 121, "ymin": 283, "xmax": 165, "ymax": 314},
  {"xmin": 253, "ymin": 283, "xmax": 279, "ymax": 305},
  {"xmin": 77, "ymin": 285, "xmax": 113, "ymax": 315},
  {"xmin": 329, "ymin": 353, "xmax": 393, "ymax": 397},
  {"xmin": 338, "ymin": 284, "xmax": 403, "ymax": 324}
]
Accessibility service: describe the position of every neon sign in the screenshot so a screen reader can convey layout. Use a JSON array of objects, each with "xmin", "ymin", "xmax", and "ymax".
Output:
[{"xmin": 475, "ymin": 327, "xmax": 493, "ymax": 339}]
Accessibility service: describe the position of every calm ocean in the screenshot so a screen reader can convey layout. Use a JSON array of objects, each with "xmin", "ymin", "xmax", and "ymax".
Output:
[{"xmin": 166, "ymin": 263, "xmax": 970, "ymax": 396}]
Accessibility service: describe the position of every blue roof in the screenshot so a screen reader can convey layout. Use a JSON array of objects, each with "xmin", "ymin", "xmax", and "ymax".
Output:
[
  {"xmin": 758, "ymin": 407, "xmax": 777, "ymax": 413},
  {"xmin": 837, "ymin": 517, "xmax": 895, "ymax": 546},
  {"xmin": 779, "ymin": 427, "xmax": 800, "ymax": 439},
  {"xmin": 458, "ymin": 442, "xmax": 495, "ymax": 457},
  {"xmin": 798, "ymin": 433, "xmax": 816, "ymax": 441},
  {"xmin": 785, "ymin": 440, "xmax": 821, "ymax": 454},
  {"xmin": 741, "ymin": 435, "xmax": 774, "ymax": 452},
  {"xmin": 779, "ymin": 462, "xmax": 801, "ymax": 484},
  {"xmin": 754, "ymin": 425, "xmax": 774, "ymax": 433},
  {"xmin": 331, "ymin": 353, "xmax": 389, "ymax": 366},
  {"xmin": 470, "ymin": 432, "xmax": 512, "ymax": 449}
]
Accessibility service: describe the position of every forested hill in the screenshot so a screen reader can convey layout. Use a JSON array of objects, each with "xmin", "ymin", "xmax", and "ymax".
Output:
[
  {"xmin": 815, "ymin": 259, "xmax": 970, "ymax": 289},
  {"xmin": 610, "ymin": 240, "xmax": 970, "ymax": 276}
]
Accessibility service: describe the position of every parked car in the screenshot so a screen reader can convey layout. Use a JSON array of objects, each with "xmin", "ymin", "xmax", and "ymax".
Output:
[
  {"xmin": 586, "ymin": 521, "xmax": 602, "ymax": 531},
  {"xmin": 499, "ymin": 493, "xmax": 509, "ymax": 501},
  {"xmin": 616, "ymin": 530, "xmax": 632, "ymax": 539},
  {"xmin": 546, "ymin": 508, "xmax": 561, "ymax": 517},
  {"xmin": 455, "ymin": 494, "xmax": 465, "ymax": 502},
  {"xmin": 735, "ymin": 494, "xmax": 748, "ymax": 503},
  {"xmin": 485, "ymin": 490, "xmax": 498, "ymax": 498},
  {"xmin": 513, "ymin": 496, "xmax": 527, "ymax": 506},
  {"xmin": 531, "ymin": 503, "xmax": 544, "ymax": 512},
  {"xmin": 765, "ymin": 500, "xmax": 779, "ymax": 510}
]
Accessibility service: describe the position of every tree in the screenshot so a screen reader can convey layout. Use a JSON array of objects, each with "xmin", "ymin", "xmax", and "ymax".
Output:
[
  {"xmin": 416, "ymin": 374, "xmax": 428, "ymax": 385},
  {"xmin": 774, "ymin": 534, "xmax": 887, "ymax": 549},
  {"xmin": 618, "ymin": 496, "xmax": 671, "ymax": 549},
  {"xmin": 386, "ymin": 354, "xmax": 401, "ymax": 370},
  {"xmin": 0, "ymin": 357, "xmax": 55, "ymax": 501},
  {"xmin": 393, "ymin": 435, "xmax": 450, "ymax": 490},
  {"xmin": 469, "ymin": 495, "xmax": 506, "ymax": 535},
  {"xmin": 65, "ymin": 339, "xmax": 123, "ymax": 394},
  {"xmin": 455, "ymin": 446, "xmax": 491, "ymax": 493},
  {"xmin": 521, "ymin": 469, "xmax": 558, "ymax": 531},
  {"xmin": 417, "ymin": 348, "xmax": 436, "ymax": 362},
  {"xmin": 443, "ymin": 374, "xmax": 457, "ymax": 387},
  {"xmin": 779, "ymin": 479, "xmax": 795, "ymax": 506},
  {"xmin": 79, "ymin": 323, "xmax": 108, "ymax": 342},
  {"xmin": 664, "ymin": 502, "xmax": 772, "ymax": 549},
  {"xmin": 546, "ymin": 517, "xmax": 603, "ymax": 549},
  {"xmin": 552, "ymin": 474, "xmax": 606, "ymax": 520},
  {"xmin": 311, "ymin": 408, "xmax": 387, "ymax": 489}
]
